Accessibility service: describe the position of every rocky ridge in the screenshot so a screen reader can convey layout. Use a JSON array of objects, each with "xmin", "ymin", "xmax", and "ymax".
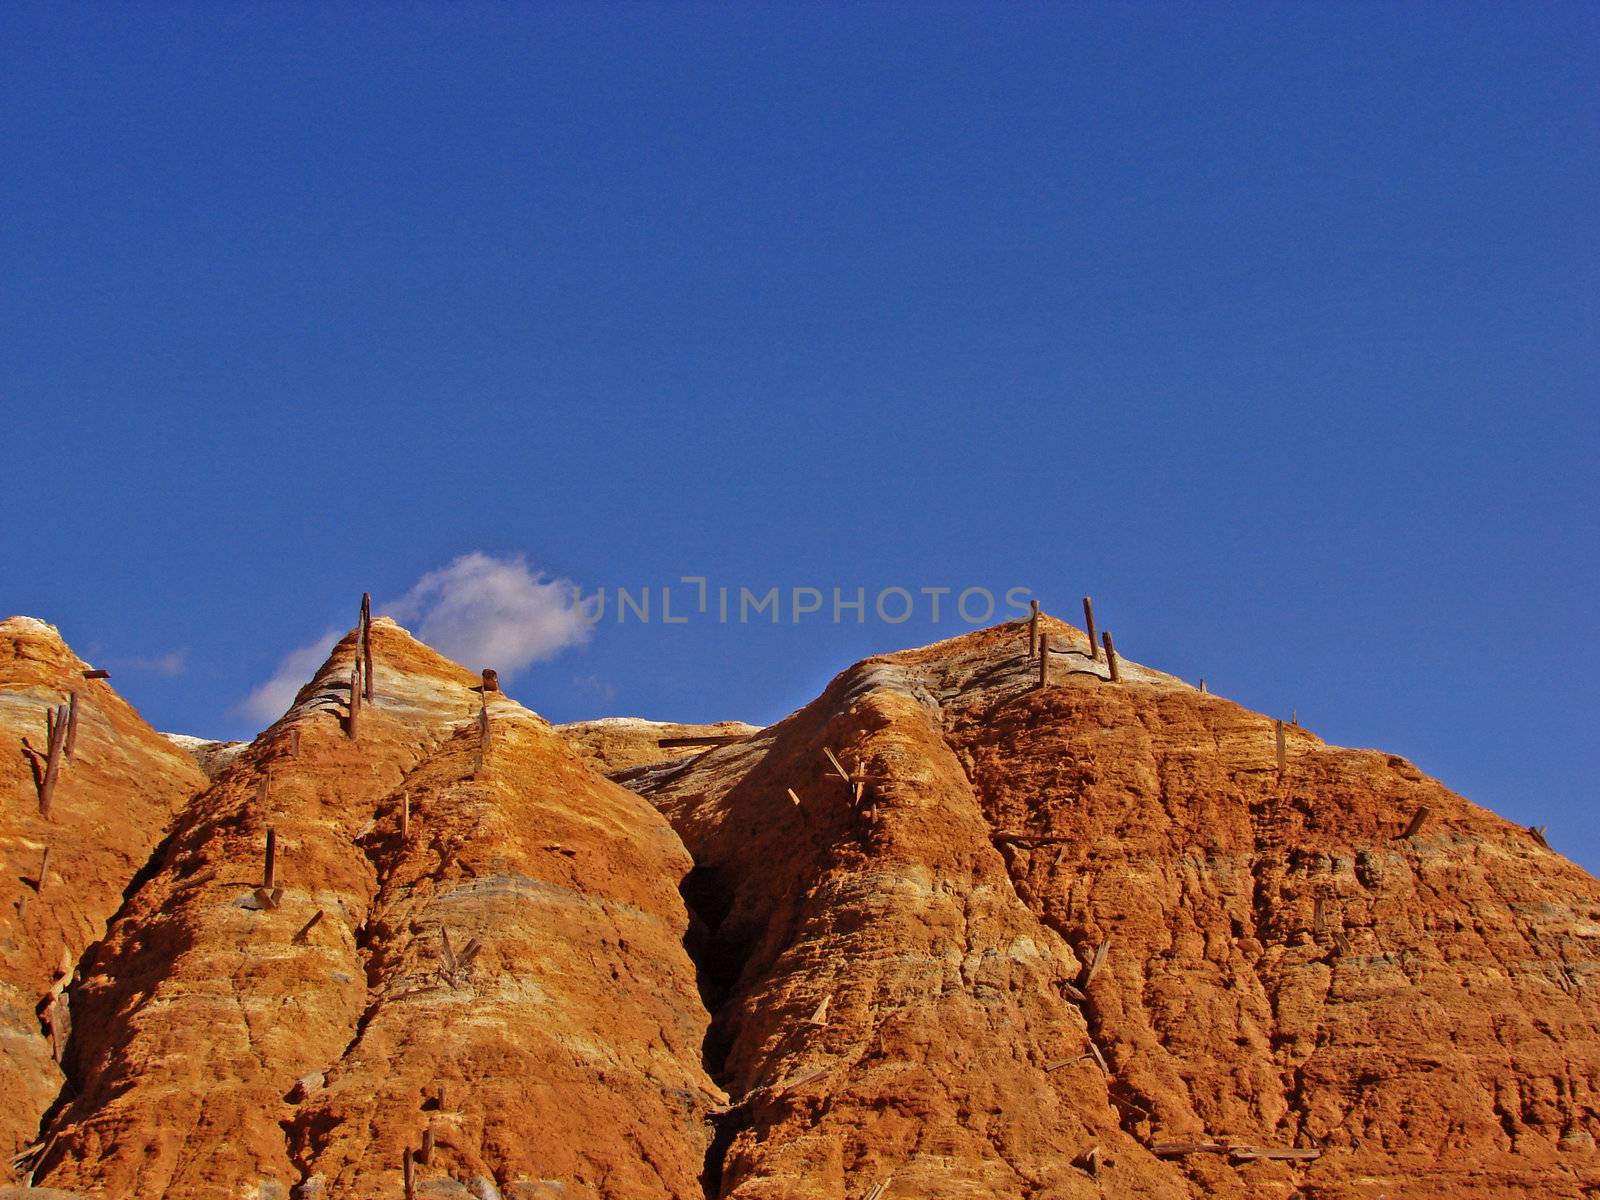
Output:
[{"xmin": 2, "ymin": 610, "xmax": 1596, "ymax": 1199}]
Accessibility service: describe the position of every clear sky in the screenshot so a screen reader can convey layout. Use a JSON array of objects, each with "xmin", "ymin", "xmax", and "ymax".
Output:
[{"xmin": 3, "ymin": 5, "xmax": 1596, "ymax": 867}]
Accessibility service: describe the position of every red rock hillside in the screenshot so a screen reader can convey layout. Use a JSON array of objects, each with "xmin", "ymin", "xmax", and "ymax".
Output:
[
  {"xmin": 0, "ymin": 618, "xmax": 206, "ymax": 1182},
  {"xmin": 623, "ymin": 617, "xmax": 1600, "ymax": 1198},
  {"xmin": 4, "ymin": 609, "xmax": 1598, "ymax": 1199}
]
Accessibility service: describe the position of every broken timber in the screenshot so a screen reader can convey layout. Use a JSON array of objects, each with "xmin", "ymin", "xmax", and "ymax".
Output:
[
  {"xmin": 1102, "ymin": 631, "xmax": 1119, "ymax": 681},
  {"xmin": 1399, "ymin": 807, "xmax": 1431, "ymax": 840},
  {"xmin": 360, "ymin": 592, "xmax": 374, "ymax": 701},
  {"xmin": 1082, "ymin": 596, "xmax": 1099, "ymax": 660},
  {"xmin": 38, "ymin": 702, "xmax": 68, "ymax": 818}
]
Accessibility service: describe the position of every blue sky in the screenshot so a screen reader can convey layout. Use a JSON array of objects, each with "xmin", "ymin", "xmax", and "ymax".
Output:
[{"xmin": 3, "ymin": 5, "xmax": 1596, "ymax": 867}]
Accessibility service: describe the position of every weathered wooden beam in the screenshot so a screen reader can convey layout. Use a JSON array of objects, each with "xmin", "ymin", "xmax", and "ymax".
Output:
[
  {"xmin": 401, "ymin": 792, "xmax": 410, "ymax": 841},
  {"xmin": 65, "ymin": 692, "xmax": 80, "ymax": 759},
  {"xmin": 1199, "ymin": 678, "xmax": 1207, "ymax": 693},
  {"xmin": 292, "ymin": 910, "xmax": 324, "ymax": 944},
  {"xmin": 1028, "ymin": 599, "xmax": 1040, "ymax": 655},
  {"xmin": 1082, "ymin": 597, "xmax": 1099, "ymax": 660},
  {"xmin": 805, "ymin": 993, "xmax": 831, "ymax": 1027},
  {"xmin": 1229, "ymin": 1146, "xmax": 1321, "ymax": 1162},
  {"xmin": 1399, "ymin": 807, "xmax": 1431, "ymax": 840},
  {"xmin": 81, "ymin": 668, "xmax": 110, "ymax": 680},
  {"xmin": 1102, "ymin": 631, "xmax": 1119, "ymax": 681},
  {"xmin": 1151, "ymin": 1141, "xmax": 1227, "ymax": 1158},
  {"xmin": 419, "ymin": 1127, "xmax": 435, "ymax": 1166},
  {"xmin": 1081, "ymin": 937, "xmax": 1110, "ymax": 988},
  {"xmin": 403, "ymin": 1146, "xmax": 416, "ymax": 1200},
  {"xmin": 35, "ymin": 845, "xmax": 50, "ymax": 895},
  {"xmin": 39, "ymin": 704, "xmax": 68, "ymax": 818},
  {"xmin": 360, "ymin": 593, "xmax": 374, "ymax": 701},
  {"xmin": 264, "ymin": 828, "xmax": 277, "ymax": 890}
]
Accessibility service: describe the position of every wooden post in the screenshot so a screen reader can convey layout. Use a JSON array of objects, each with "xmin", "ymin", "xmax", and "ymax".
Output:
[
  {"xmin": 81, "ymin": 668, "xmax": 110, "ymax": 680},
  {"xmin": 264, "ymin": 828, "xmax": 277, "ymax": 890},
  {"xmin": 1400, "ymin": 807, "xmax": 1431, "ymax": 839},
  {"xmin": 481, "ymin": 668, "xmax": 499, "ymax": 693},
  {"xmin": 1199, "ymin": 678, "xmax": 1207, "ymax": 693},
  {"xmin": 36, "ymin": 845, "xmax": 50, "ymax": 894},
  {"xmin": 1083, "ymin": 597, "xmax": 1099, "ymax": 660},
  {"xmin": 419, "ymin": 1128, "xmax": 435, "ymax": 1165},
  {"xmin": 39, "ymin": 704, "xmax": 68, "ymax": 818},
  {"xmin": 1038, "ymin": 633, "xmax": 1050, "ymax": 688},
  {"xmin": 1102, "ymin": 632, "xmax": 1119, "ymax": 682},
  {"xmin": 65, "ymin": 692, "xmax": 80, "ymax": 759},
  {"xmin": 1028, "ymin": 599, "xmax": 1040, "ymax": 655},
  {"xmin": 403, "ymin": 1146, "xmax": 416, "ymax": 1200},
  {"xmin": 360, "ymin": 593, "xmax": 374, "ymax": 702},
  {"xmin": 1275, "ymin": 720, "xmax": 1287, "ymax": 772},
  {"xmin": 347, "ymin": 662, "xmax": 362, "ymax": 739},
  {"xmin": 401, "ymin": 792, "xmax": 410, "ymax": 842}
]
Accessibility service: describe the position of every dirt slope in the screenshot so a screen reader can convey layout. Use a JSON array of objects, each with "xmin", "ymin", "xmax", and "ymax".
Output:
[
  {"xmin": 625, "ymin": 618, "xmax": 1600, "ymax": 1198},
  {"xmin": 0, "ymin": 617, "xmax": 206, "ymax": 1179}
]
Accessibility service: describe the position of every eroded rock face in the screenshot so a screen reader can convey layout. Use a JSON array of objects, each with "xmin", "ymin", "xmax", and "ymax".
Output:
[
  {"xmin": 0, "ymin": 617, "xmax": 206, "ymax": 1179},
  {"xmin": 9, "ymin": 610, "xmax": 1600, "ymax": 1198},
  {"xmin": 33, "ymin": 620, "xmax": 716, "ymax": 1199},
  {"xmin": 625, "ymin": 619, "xmax": 1600, "ymax": 1198}
]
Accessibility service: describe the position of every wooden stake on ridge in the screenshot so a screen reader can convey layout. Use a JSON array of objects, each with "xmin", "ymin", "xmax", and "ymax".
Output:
[
  {"xmin": 263, "ymin": 828, "xmax": 277, "ymax": 891},
  {"xmin": 1028, "ymin": 599, "xmax": 1040, "ymax": 655},
  {"xmin": 1083, "ymin": 597, "xmax": 1099, "ymax": 660},
  {"xmin": 39, "ymin": 704, "xmax": 68, "ymax": 819},
  {"xmin": 1102, "ymin": 632, "xmax": 1119, "ymax": 682},
  {"xmin": 360, "ymin": 592, "xmax": 374, "ymax": 702},
  {"xmin": 65, "ymin": 692, "xmax": 80, "ymax": 760}
]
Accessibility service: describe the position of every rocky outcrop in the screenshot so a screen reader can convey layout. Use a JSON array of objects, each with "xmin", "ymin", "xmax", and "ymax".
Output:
[
  {"xmin": 558, "ymin": 718, "xmax": 761, "ymax": 776},
  {"xmin": 8, "ymin": 608, "xmax": 1599, "ymax": 1198},
  {"xmin": 625, "ymin": 618, "xmax": 1600, "ymax": 1198},
  {"xmin": 0, "ymin": 618, "xmax": 206, "ymax": 1181},
  {"xmin": 32, "ymin": 620, "xmax": 716, "ymax": 1199}
]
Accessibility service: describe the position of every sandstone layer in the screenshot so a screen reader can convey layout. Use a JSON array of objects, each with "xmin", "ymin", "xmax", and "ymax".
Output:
[
  {"xmin": 30, "ymin": 620, "xmax": 716, "ymax": 1199},
  {"xmin": 0, "ymin": 617, "xmax": 206, "ymax": 1179},
  {"xmin": 6, "ymin": 609, "xmax": 1598, "ymax": 1199},
  {"xmin": 624, "ymin": 618, "xmax": 1600, "ymax": 1198},
  {"xmin": 558, "ymin": 718, "xmax": 762, "ymax": 776}
]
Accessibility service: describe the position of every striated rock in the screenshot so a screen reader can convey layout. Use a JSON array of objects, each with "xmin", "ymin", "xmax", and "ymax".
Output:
[
  {"xmin": 558, "ymin": 717, "xmax": 761, "ymax": 775},
  {"xmin": 34, "ymin": 619, "xmax": 716, "ymax": 1198},
  {"xmin": 0, "ymin": 617, "xmax": 206, "ymax": 1180},
  {"xmin": 161, "ymin": 732, "xmax": 249, "ymax": 779},
  {"xmin": 10, "ymin": 606, "xmax": 1600, "ymax": 1198},
  {"xmin": 624, "ymin": 618, "xmax": 1600, "ymax": 1197}
]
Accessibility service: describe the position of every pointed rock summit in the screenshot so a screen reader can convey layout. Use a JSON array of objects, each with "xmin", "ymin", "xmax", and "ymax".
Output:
[{"xmin": 0, "ymin": 617, "xmax": 206, "ymax": 1177}]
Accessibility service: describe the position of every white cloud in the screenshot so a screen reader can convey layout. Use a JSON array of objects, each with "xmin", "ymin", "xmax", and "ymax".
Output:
[
  {"xmin": 121, "ymin": 649, "xmax": 189, "ymax": 677},
  {"xmin": 384, "ymin": 553, "xmax": 591, "ymax": 678},
  {"xmin": 238, "ymin": 628, "xmax": 341, "ymax": 724}
]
